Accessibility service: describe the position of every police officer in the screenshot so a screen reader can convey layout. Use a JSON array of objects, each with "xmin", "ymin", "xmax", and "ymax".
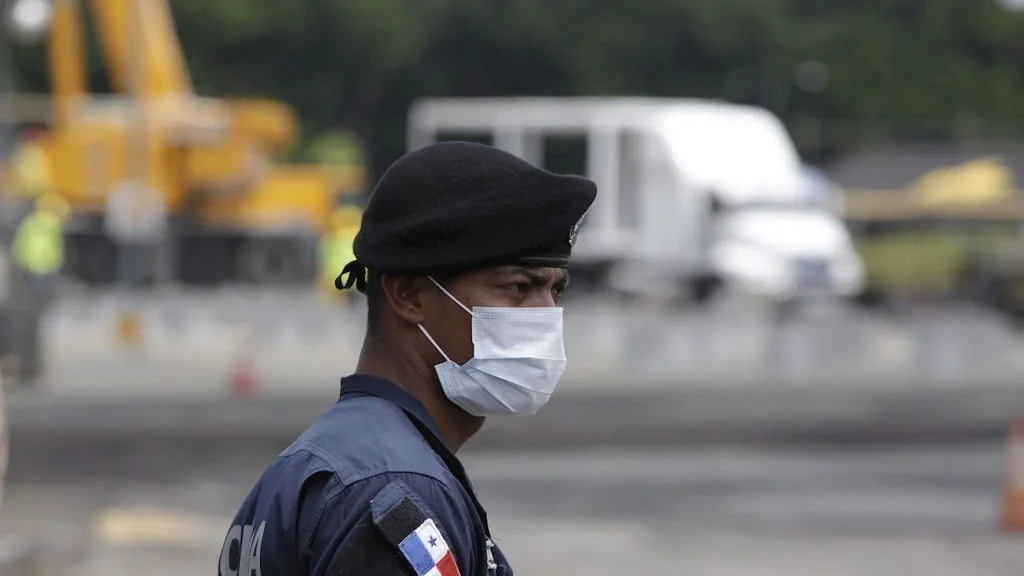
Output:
[{"xmin": 219, "ymin": 141, "xmax": 596, "ymax": 576}]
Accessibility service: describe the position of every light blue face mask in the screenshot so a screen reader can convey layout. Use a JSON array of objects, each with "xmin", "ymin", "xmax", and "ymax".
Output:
[{"xmin": 417, "ymin": 277, "xmax": 567, "ymax": 417}]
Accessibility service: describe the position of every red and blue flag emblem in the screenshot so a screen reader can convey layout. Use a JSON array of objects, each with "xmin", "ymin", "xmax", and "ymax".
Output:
[{"xmin": 397, "ymin": 518, "xmax": 461, "ymax": 576}]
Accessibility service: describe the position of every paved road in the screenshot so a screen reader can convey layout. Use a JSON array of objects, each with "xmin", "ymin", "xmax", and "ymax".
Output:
[{"xmin": 1, "ymin": 442, "xmax": 1020, "ymax": 575}]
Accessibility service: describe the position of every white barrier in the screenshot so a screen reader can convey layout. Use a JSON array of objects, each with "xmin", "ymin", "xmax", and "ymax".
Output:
[{"xmin": 37, "ymin": 292, "xmax": 1024, "ymax": 396}]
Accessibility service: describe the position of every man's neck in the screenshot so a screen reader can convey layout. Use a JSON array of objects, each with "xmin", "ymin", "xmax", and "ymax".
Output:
[{"xmin": 356, "ymin": 335, "xmax": 483, "ymax": 452}]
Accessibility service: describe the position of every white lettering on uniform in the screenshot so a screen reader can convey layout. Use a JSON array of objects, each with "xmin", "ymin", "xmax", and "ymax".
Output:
[
  {"xmin": 219, "ymin": 521, "xmax": 267, "ymax": 576},
  {"xmin": 219, "ymin": 525, "xmax": 242, "ymax": 576}
]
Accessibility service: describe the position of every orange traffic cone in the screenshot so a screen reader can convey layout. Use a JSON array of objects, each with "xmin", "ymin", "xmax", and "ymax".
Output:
[
  {"xmin": 230, "ymin": 356, "xmax": 257, "ymax": 398},
  {"xmin": 230, "ymin": 328, "xmax": 259, "ymax": 398},
  {"xmin": 1001, "ymin": 421, "xmax": 1024, "ymax": 532},
  {"xmin": 115, "ymin": 310, "xmax": 143, "ymax": 348}
]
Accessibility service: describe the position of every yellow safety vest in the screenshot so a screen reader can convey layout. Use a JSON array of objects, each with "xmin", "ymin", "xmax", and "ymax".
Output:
[
  {"xmin": 11, "ymin": 212, "xmax": 64, "ymax": 275},
  {"xmin": 319, "ymin": 227, "xmax": 358, "ymax": 288}
]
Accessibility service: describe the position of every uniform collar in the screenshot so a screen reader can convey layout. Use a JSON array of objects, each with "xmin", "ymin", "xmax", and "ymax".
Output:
[
  {"xmin": 338, "ymin": 374, "xmax": 452, "ymax": 452},
  {"xmin": 337, "ymin": 373, "xmax": 492, "ymax": 533}
]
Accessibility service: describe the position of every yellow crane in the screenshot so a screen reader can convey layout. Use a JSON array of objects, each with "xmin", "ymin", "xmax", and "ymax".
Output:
[{"xmin": 10, "ymin": 0, "xmax": 366, "ymax": 286}]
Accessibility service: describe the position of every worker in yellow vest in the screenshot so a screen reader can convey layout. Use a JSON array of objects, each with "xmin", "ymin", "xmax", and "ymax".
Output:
[
  {"xmin": 9, "ymin": 193, "xmax": 68, "ymax": 387},
  {"xmin": 319, "ymin": 205, "xmax": 362, "ymax": 305}
]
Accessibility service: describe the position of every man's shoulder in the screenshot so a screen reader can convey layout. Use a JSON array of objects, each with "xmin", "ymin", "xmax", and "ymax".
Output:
[
  {"xmin": 322, "ymin": 473, "xmax": 477, "ymax": 576},
  {"xmin": 281, "ymin": 397, "xmax": 453, "ymax": 488}
]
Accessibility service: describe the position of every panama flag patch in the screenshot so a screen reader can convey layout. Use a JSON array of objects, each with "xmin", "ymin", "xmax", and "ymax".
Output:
[{"xmin": 397, "ymin": 518, "xmax": 461, "ymax": 576}]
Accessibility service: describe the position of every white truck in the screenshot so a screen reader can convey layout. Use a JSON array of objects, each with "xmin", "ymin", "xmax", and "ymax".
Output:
[{"xmin": 408, "ymin": 97, "xmax": 864, "ymax": 304}]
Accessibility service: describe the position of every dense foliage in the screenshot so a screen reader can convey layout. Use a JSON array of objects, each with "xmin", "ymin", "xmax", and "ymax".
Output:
[{"xmin": 11, "ymin": 0, "xmax": 1024, "ymax": 175}]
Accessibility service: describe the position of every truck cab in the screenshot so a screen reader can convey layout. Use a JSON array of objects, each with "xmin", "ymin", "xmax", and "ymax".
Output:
[{"xmin": 408, "ymin": 97, "xmax": 864, "ymax": 305}]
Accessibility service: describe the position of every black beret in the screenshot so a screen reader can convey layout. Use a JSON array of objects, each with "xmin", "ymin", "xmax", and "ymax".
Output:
[{"xmin": 336, "ymin": 141, "xmax": 596, "ymax": 291}]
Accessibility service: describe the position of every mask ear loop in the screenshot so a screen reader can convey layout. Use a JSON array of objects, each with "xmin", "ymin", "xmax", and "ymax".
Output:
[
  {"xmin": 417, "ymin": 324, "xmax": 453, "ymax": 363},
  {"xmin": 428, "ymin": 276, "xmax": 473, "ymax": 316},
  {"xmin": 419, "ymin": 276, "xmax": 472, "ymax": 365}
]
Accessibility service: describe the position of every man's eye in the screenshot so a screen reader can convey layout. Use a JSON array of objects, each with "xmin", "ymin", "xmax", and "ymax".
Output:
[
  {"xmin": 502, "ymin": 282, "xmax": 530, "ymax": 294},
  {"xmin": 552, "ymin": 289, "xmax": 563, "ymax": 304}
]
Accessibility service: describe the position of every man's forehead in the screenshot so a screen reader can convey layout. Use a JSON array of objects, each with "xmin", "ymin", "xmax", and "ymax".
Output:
[{"xmin": 485, "ymin": 265, "xmax": 568, "ymax": 282}]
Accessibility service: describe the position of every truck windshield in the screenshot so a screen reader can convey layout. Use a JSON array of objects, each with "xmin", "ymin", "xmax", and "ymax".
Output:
[{"xmin": 662, "ymin": 108, "xmax": 801, "ymax": 189}]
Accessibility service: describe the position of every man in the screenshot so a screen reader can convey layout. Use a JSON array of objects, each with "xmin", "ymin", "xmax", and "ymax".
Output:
[
  {"xmin": 105, "ymin": 180, "xmax": 166, "ymax": 287},
  {"xmin": 318, "ymin": 205, "xmax": 361, "ymax": 305},
  {"xmin": 219, "ymin": 141, "xmax": 596, "ymax": 576},
  {"xmin": 9, "ymin": 192, "xmax": 67, "ymax": 386}
]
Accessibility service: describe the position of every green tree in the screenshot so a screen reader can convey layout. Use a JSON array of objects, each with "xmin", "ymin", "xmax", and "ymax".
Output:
[{"xmin": 11, "ymin": 0, "xmax": 1024, "ymax": 171}]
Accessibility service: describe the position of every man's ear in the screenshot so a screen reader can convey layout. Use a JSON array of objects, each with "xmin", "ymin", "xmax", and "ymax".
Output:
[{"xmin": 380, "ymin": 274, "xmax": 428, "ymax": 325}]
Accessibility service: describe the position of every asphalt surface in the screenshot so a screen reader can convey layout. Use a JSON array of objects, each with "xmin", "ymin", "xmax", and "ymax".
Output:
[
  {"xmin": 1, "ymin": 441, "xmax": 1021, "ymax": 575},
  {"xmin": 7, "ymin": 383, "xmax": 1022, "ymax": 452}
]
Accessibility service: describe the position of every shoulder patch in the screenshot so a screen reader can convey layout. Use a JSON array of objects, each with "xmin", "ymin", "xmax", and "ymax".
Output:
[
  {"xmin": 398, "ymin": 518, "xmax": 461, "ymax": 576},
  {"xmin": 371, "ymin": 482, "xmax": 462, "ymax": 576}
]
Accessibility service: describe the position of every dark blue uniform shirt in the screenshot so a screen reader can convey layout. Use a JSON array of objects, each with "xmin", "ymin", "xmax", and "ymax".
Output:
[{"xmin": 218, "ymin": 375, "xmax": 513, "ymax": 576}]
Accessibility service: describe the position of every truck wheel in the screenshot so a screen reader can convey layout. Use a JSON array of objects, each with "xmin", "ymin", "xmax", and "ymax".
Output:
[
  {"xmin": 850, "ymin": 285, "xmax": 888, "ymax": 309},
  {"xmin": 74, "ymin": 234, "xmax": 119, "ymax": 286},
  {"xmin": 690, "ymin": 275, "xmax": 721, "ymax": 304},
  {"xmin": 179, "ymin": 237, "xmax": 234, "ymax": 286}
]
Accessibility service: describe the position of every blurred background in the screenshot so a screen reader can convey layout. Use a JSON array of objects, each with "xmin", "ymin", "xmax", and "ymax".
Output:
[{"xmin": 1, "ymin": 0, "xmax": 1024, "ymax": 573}]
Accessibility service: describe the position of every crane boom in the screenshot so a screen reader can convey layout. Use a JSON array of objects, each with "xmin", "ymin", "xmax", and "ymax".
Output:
[
  {"xmin": 47, "ymin": 0, "xmax": 86, "ymax": 124},
  {"xmin": 88, "ymin": 0, "xmax": 193, "ymax": 95}
]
